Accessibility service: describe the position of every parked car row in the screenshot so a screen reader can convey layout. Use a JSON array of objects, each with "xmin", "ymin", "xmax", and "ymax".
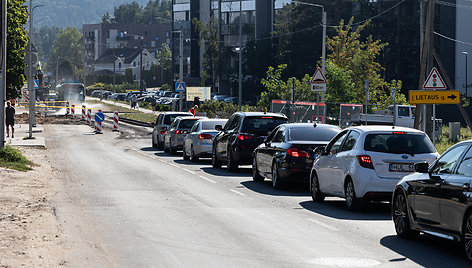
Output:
[{"xmin": 150, "ymin": 111, "xmax": 472, "ymax": 262}]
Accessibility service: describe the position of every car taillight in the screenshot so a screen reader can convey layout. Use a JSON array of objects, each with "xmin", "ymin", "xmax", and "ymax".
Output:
[
  {"xmin": 237, "ymin": 134, "xmax": 253, "ymax": 141},
  {"xmin": 287, "ymin": 148, "xmax": 309, "ymax": 158},
  {"xmin": 393, "ymin": 131, "xmax": 405, "ymax": 135},
  {"xmin": 357, "ymin": 155, "xmax": 374, "ymax": 169},
  {"xmin": 160, "ymin": 127, "xmax": 167, "ymax": 135},
  {"xmin": 199, "ymin": 134, "xmax": 212, "ymax": 139},
  {"xmin": 176, "ymin": 130, "xmax": 186, "ymax": 134}
]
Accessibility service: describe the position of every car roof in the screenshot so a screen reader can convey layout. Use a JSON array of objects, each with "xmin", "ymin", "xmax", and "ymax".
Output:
[
  {"xmin": 234, "ymin": 112, "xmax": 287, "ymax": 118},
  {"xmin": 162, "ymin": 112, "xmax": 193, "ymax": 115},
  {"xmin": 281, "ymin": 123, "xmax": 341, "ymax": 130},
  {"xmin": 345, "ymin": 125, "xmax": 426, "ymax": 134},
  {"xmin": 177, "ymin": 116, "xmax": 207, "ymax": 120},
  {"xmin": 199, "ymin": 118, "xmax": 228, "ymax": 122}
]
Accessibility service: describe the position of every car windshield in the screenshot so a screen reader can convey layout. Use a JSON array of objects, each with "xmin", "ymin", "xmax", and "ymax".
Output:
[
  {"xmin": 179, "ymin": 119, "xmax": 199, "ymax": 129},
  {"xmin": 241, "ymin": 116, "xmax": 288, "ymax": 132},
  {"xmin": 201, "ymin": 121, "xmax": 224, "ymax": 130},
  {"xmin": 364, "ymin": 133, "xmax": 436, "ymax": 154},
  {"xmin": 164, "ymin": 114, "xmax": 188, "ymax": 125},
  {"xmin": 289, "ymin": 127, "xmax": 339, "ymax": 142}
]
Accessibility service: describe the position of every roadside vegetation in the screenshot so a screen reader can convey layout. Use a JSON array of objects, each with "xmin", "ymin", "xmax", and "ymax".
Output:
[
  {"xmin": 436, "ymin": 127, "xmax": 472, "ymax": 154},
  {"xmin": 120, "ymin": 113, "xmax": 158, "ymax": 123},
  {"xmin": 0, "ymin": 146, "xmax": 36, "ymax": 171}
]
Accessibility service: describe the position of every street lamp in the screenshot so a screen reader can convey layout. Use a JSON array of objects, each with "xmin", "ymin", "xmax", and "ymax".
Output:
[
  {"xmin": 292, "ymin": 0, "xmax": 327, "ymax": 122},
  {"xmin": 463, "ymin": 51, "xmax": 468, "ymax": 98},
  {"xmin": 238, "ymin": 0, "xmax": 243, "ymax": 111},
  {"xmin": 27, "ymin": 1, "xmax": 45, "ymax": 139},
  {"xmin": 112, "ymin": 55, "xmax": 124, "ymax": 95}
]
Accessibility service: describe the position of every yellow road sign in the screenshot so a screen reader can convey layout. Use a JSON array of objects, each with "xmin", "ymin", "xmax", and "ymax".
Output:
[{"xmin": 409, "ymin": 90, "xmax": 460, "ymax": 104}]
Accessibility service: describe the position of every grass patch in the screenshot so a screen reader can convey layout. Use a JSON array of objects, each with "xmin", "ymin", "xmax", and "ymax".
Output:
[
  {"xmin": 0, "ymin": 145, "xmax": 36, "ymax": 171},
  {"xmin": 435, "ymin": 126, "xmax": 472, "ymax": 154},
  {"xmin": 120, "ymin": 112, "xmax": 157, "ymax": 124}
]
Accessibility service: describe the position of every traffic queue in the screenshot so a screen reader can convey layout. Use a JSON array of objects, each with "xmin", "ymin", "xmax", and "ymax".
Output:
[{"xmin": 151, "ymin": 111, "xmax": 472, "ymax": 262}]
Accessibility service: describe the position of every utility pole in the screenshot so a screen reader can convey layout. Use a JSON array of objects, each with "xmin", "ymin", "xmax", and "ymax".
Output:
[
  {"xmin": 179, "ymin": 26, "xmax": 183, "ymax": 112},
  {"xmin": 0, "ymin": 0, "xmax": 7, "ymax": 148},
  {"xmin": 365, "ymin": 80, "xmax": 369, "ymax": 126},
  {"xmin": 424, "ymin": 0, "xmax": 435, "ymax": 138},
  {"xmin": 140, "ymin": 36, "xmax": 143, "ymax": 95},
  {"xmin": 28, "ymin": 0, "xmax": 34, "ymax": 138},
  {"xmin": 238, "ymin": 0, "xmax": 243, "ymax": 111},
  {"xmin": 113, "ymin": 55, "xmax": 116, "ymax": 94}
]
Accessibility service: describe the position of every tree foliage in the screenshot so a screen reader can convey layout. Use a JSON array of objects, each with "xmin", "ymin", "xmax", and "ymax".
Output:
[
  {"xmin": 7, "ymin": 0, "xmax": 29, "ymax": 99},
  {"xmin": 46, "ymin": 27, "xmax": 83, "ymax": 80},
  {"xmin": 155, "ymin": 43, "xmax": 172, "ymax": 85},
  {"xmin": 34, "ymin": 25, "xmax": 61, "ymax": 64},
  {"xmin": 105, "ymin": 0, "xmax": 171, "ymax": 24},
  {"xmin": 192, "ymin": 15, "xmax": 219, "ymax": 87}
]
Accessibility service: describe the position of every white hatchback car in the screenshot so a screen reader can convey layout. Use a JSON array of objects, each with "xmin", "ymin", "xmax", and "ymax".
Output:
[{"xmin": 310, "ymin": 126, "xmax": 439, "ymax": 210}]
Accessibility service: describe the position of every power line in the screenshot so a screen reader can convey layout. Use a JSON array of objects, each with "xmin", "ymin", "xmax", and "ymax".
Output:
[{"xmin": 434, "ymin": 31, "xmax": 472, "ymax": 46}]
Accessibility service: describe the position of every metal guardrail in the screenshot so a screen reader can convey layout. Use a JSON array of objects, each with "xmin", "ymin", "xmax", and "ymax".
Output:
[{"xmin": 118, "ymin": 117, "xmax": 154, "ymax": 128}]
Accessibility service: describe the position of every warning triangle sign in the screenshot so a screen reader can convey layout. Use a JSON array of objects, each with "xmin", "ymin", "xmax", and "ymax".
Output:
[
  {"xmin": 177, "ymin": 84, "xmax": 184, "ymax": 91},
  {"xmin": 423, "ymin": 67, "xmax": 446, "ymax": 90},
  {"xmin": 310, "ymin": 68, "xmax": 327, "ymax": 84}
]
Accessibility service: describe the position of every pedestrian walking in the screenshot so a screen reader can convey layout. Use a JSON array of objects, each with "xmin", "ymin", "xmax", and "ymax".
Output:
[
  {"xmin": 5, "ymin": 101, "xmax": 15, "ymax": 138},
  {"xmin": 150, "ymin": 97, "xmax": 157, "ymax": 111},
  {"xmin": 131, "ymin": 94, "xmax": 137, "ymax": 109}
]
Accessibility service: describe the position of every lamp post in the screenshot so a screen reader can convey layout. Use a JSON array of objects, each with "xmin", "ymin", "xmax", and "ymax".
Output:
[
  {"xmin": 27, "ymin": 1, "xmax": 45, "ymax": 138},
  {"xmin": 0, "ymin": 0, "xmax": 7, "ymax": 148},
  {"xmin": 292, "ymin": 0, "xmax": 326, "ymax": 122},
  {"xmin": 463, "ymin": 51, "xmax": 469, "ymax": 98}
]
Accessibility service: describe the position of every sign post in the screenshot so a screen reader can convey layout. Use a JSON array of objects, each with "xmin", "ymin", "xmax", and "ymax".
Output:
[
  {"xmin": 421, "ymin": 67, "xmax": 447, "ymax": 145},
  {"xmin": 310, "ymin": 68, "xmax": 327, "ymax": 122},
  {"xmin": 176, "ymin": 82, "xmax": 186, "ymax": 111}
]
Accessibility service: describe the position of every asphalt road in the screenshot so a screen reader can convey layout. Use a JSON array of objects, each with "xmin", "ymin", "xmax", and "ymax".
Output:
[{"xmin": 45, "ymin": 124, "xmax": 470, "ymax": 267}]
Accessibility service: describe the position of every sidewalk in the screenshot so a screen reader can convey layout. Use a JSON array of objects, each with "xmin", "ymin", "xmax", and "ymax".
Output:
[{"xmin": 5, "ymin": 124, "xmax": 46, "ymax": 148}]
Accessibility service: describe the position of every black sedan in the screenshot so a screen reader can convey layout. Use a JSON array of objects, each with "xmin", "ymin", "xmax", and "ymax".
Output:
[
  {"xmin": 252, "ymin": 123, "xmax": 341, "ymax": 189},
  {"xmin": 392, "ymin": 140, "xmax": 472, "ymax": 261}
]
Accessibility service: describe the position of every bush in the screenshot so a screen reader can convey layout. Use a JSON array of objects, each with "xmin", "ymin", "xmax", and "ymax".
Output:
[{"xmin": 0, "ymin": 145, "xmax": 35, "ymax": 171}]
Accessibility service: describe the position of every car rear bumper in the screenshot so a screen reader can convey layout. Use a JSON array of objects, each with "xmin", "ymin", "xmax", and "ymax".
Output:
[
  {"xmin": 194, "ymin": 142, "xmax": 213, "ymax": 157},
  {"xmin": 232, "ymin": 147, "xmax": 254, "ymax": 165},
  {"xmin": 352, "ymin": 169, "xmax": 400, "ymax": 198}
]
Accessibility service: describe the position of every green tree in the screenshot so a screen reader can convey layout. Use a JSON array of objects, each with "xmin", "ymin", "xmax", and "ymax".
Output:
[
  {"xmin": 100, "ymin": 12, "xmax": 112, "ymax": 24},
  {"xmin": 47, "ymin": 27, "xmax": 83, "ymax": 80},
  {"xmin": 34, "ymin": 25, "xmax": 61, "ymax": 63},
  {"xmin": 113, "ymin": 1, "xmax": 142, "ymax": 24},
  {"xmin": 327, "ymin": 18, "xmax": 407, "ymax": 109},
  {"xmin": 155, "ymin": 43, "xmax": 172, "ymax": 85},
  {"xmin": 7, "ymin": 0, "xmax": 29, "ymax": 99},
  {"xmin": 192, "ymin": 15, "xmax": 219, "ymax": 87}
]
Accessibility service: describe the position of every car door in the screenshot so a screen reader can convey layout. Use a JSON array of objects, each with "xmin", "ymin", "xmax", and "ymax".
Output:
[
  {"xmin": 317, "ymin": 130, "xmax": 349, "ymax": 194},
  {"xmin": 265, "ymin": 127, "xmax": 285, "ymax": 174},
  {"xmin": 413, "ymin": 144, "xmax": 469, "ymax": 228},
  {"xmin": 186, "ymin": 122, "xmax": 200, "ymax": 154},
  {"xmin": 257, "ymin": 127, "xmax": 278, "ymax": 175},
  {"xmin": 332, "ymin": 130, "xmax": 361, "ymax": 194},
  {"xmin": 440, "ymin": 144, "xmax": 472, "ymax": 232}
]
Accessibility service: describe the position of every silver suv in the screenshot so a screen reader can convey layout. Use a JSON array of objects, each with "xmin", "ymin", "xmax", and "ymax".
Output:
[{"xmin": 152, "ymin": 112, "xmax": 193, "ymax": 149}]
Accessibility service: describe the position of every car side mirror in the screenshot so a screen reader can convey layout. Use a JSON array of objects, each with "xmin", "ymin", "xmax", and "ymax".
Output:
[
  {"xmin": 330, "ymin": 148, "xmax": 338, "ymax": 155},
  {"xmin": 215, "ymin": 125, "xmax": 223, "ymax": 131},
  {"xmin": 414, "ymin": 162, "xmax": 429, "ymax": 173},
  {"xmin": 314, "ymin": 146, "xmax": 326, "ymax": 156},
  {"xmin": 257, "ymin": 136, "xmax": 267, "ymax": 144}
]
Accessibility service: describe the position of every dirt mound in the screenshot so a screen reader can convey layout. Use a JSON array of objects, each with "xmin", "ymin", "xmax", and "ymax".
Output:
[{"xmin": 16, "ymin": 113, "xmax": 85, "ymax": 125}]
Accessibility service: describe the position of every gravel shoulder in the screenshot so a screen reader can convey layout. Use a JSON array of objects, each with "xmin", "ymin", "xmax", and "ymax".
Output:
[{"xmin": 0, "ymin": 147, "xmax": 66, "ymax": 267}]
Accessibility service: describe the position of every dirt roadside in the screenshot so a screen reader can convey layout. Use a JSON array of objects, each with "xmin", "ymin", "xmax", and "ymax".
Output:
[{"xmin": 0, "ymin": 147, "xmax": 66, "ymax": 267}]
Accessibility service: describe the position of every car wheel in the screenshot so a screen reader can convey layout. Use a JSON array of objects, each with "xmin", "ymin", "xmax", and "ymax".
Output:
[
  {"xmin": 272, "ymin": 162, "xmax": 283, "ymax": 190},
  {"xmin": 345, "ymin": 179, "xmax": 359, "ymax": 210},
  {"xmin": 463, "ymin": 211, "xmax": 472, "ymax": 262},
  {"xmin": 311, "ymin": 173, "xmax": 325, "ymax": 202},
  {"xmin": 212, "ymin": 146, "xmax": 222, "ymax": 168},
  {"xmin": 252, "ymin": 157, "xmax": 264, "ymax": 182},
  {"xmin": 158, "ymin": 140, "xmax": 164, "ymax": 149},
  {"xmin": 393, "ymin": 191, "xmax": 419, "ymax": 239},
  {"xmin": 152, "ymin": 136, "xmax": 157, "ymax": 148},
  {"xmin": 226, "ymin": 147, "xmax": 238, "ymax": 172},
  {"xmin": 183, "ymin": 146, "xmax": 190, "ymax": 160},
  {"xmin": 164, "ymin": 142, "xmax": 170, "ymax": 153},
  {"xmin": 190, "ymin": 146, "xmax": 199, "ymax": 162}
]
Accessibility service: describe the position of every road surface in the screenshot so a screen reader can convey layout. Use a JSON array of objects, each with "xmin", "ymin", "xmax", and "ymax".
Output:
[{"xmin": 45, "ymin": 124, "xmax": 469, "ymax": 267}]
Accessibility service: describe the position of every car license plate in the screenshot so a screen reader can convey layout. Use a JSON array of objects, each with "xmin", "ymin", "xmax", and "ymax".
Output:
[{"xmin": 389, "ymin": 163, "xmax": 414, "ymax": 172}]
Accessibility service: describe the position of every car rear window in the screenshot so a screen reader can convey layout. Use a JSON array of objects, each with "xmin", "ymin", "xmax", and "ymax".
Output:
[
  {"xmin": 201, "ymin": 121, "xmax": 224, "ymax": 130},
  {"xmin": 179, "ymin": 119, "xmax": 199, "ymax": 129},
  {"xmin": 164, "ymin": 114, "xmax": 187, "ymax": 125},
  {"xmin": 364, "ymin": 133, "xmax": 436, "ymax": 154},
  {"xmin": 289, "ymin": 127, "xmax": 339, "ymax": 142},
  {"xmin": 241, "ymin": 116, "xmax": 288, "ymax": 132}
]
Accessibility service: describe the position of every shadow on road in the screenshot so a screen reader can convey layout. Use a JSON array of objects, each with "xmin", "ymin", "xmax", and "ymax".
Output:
[
  {"xmin": 174, "ymin": 159, "xmax": 212, "ymax": 166},
  {"xmin": 241, "ymin": 180, "xmax": 310, "ymax": 197},
  {"xmin": 380, "ymin": 235, "xmax": 467, "ymax": 267},
  {"xmin": 141, "ymin": 147, "xmax": 158, "ymax": 152},
  {"xmin": 200, "ymin": 167, "xmax": 251, "ymax": 178},
  {"xmin": 299, "ymin": 200, "xmax": 391, "ymax": 220},
  {"xmin": 154, "ymin": 152, "xmax": 181, "ymax": 158}
]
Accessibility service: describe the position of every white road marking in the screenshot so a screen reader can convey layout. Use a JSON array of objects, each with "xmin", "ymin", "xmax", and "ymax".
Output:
[
  {"xmin": 306, "ymin": 218, "xmax": 339, "ymax": 231},
  {"xmin": 229, "ymin": 189, "xmax": 246, "ymax": 196},
  {"xmin": 199, "ymin": 175, "xmax": 216, "ymax": 184},
  {"xmin": 182, "ymin": 168, "xmax": 196, "ymax": 175},
  {"xmin": 169, "ymin": 163, "xmax": 179, "ymax": 168}
]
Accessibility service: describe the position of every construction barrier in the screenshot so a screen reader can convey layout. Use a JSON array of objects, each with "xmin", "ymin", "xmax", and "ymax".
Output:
[
  {"xmin": 71, "ymin": 104, "xmax": 75, "ymax": 118},
  {"xmin": 66, "ymin": 102, "xmax": 70, "ymax": 115},
  {"xmin": 113, "ymin": 111, "xmax": 119, "ymax": 131},
  {"xmin": 87, "ymin": 109, "xmax": 91, "ymax": 125},
  {"xmin": 82, "ymin": 105, "xmax": 86, "ymax": 120},
  {"xmin": 95, "ymin": 109, "xmax": 103, "ymax": 134}
]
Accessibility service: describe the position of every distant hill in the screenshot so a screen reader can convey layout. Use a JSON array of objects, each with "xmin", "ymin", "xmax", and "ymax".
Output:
[{"xmin": 33, "ymin": 0, "xmax": 150, "ymax": 29}]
